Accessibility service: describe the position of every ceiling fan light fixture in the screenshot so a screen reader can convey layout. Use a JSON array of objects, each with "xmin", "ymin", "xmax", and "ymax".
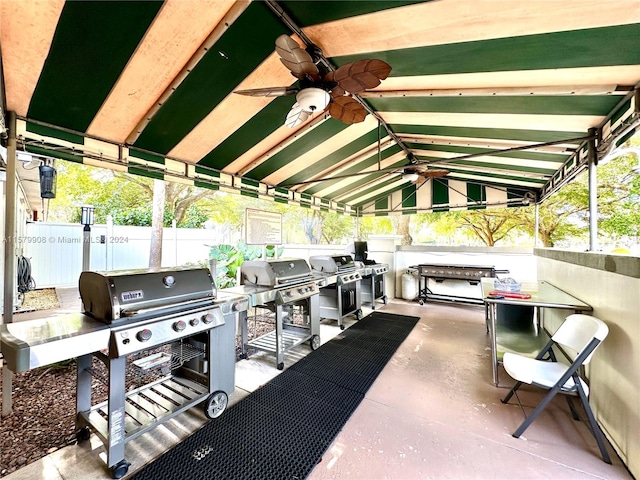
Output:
[
  {"xmin": 296, "ymin": 87, "xmax": 330, "ymax": 112},
  {"xmin": 402, "ymin": 173, "xmax": 419, "ymax": 182}
]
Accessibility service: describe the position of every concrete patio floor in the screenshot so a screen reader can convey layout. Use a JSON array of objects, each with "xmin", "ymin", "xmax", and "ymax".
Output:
[{"xmin": 2, "ymin": 293, "xmax": 632, "ymax": 480}]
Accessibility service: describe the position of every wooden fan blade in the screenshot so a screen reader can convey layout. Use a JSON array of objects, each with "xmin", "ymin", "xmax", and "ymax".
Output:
[
  {"xmin": 333, "ymin": 59, "xmax": 392, "ymax": 93},
  {"xmin": 285, "ymin": 103, "xmax": 310, "ymax": 128},
  {"xmin": 275, "ymin": 34, "xmax": 319, "ymax": 79},
  {"xmin": 323, "ymin": 71, "xmax": 345, "ymax": 97},
  {"xmin": 327, "ymin": 96, "xmax": 367, "ymax": 124},
  {"xmin": 420, "ymin": 169, "xmax": 449, "ymax": 178},
  {"xmin": 234, "ymin": 86, "xmax": 298, "ymax": 97}
]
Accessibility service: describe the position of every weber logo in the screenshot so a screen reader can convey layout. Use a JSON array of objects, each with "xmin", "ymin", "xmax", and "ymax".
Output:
[{"xmin": 121, "ymin": 290, "xmax": 144, "ymax": 302}]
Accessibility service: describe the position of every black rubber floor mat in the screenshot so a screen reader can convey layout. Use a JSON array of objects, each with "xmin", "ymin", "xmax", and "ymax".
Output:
[{"xmin": 130, "ymin": 311, "xmax": 418, "ymax": 480}]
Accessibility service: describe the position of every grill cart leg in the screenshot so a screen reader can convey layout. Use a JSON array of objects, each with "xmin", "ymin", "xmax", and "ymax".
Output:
[
  {"xmin": 239, "ymin": 310, "xmax": 249, "ymax": 360},
  {"xmin": 107, "ymin": 355, "xmax": 129, "ymax": 478},
  {"xmin": 275, "ymin": 303, "xmax": 285, "ymax": 370},
  {"xmin": 75, "ymin": 353, "xmax": 92, "ymax": 441}
]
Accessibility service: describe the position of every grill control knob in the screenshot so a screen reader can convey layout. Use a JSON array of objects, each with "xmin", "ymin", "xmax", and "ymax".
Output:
[
  {"xmin": 190, "ymin": 318, "xmax": 200, "ymax": 327},
  {"xmin": 173, "ymin": 320, "xmax": 186, "ymax": 332},
  {"xmin": 202, "ymin": 313, "xmax": 215, "ymax": 324},
  {"xmin": 136, "ymin": 329, "xmax": 152, "ymax": 342}
]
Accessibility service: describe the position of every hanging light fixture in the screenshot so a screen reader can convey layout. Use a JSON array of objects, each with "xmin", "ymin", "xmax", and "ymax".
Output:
[
  {"xmin": 38, "ymin": 162, "xmax": 57, "ymax": 198},
  {"xmin": 295, "ymin": 88, "xmax": 330, "ymax": 112},
  {"xmin": 402, "ymin": 173, "xmax": 419, "ymax": 182}
]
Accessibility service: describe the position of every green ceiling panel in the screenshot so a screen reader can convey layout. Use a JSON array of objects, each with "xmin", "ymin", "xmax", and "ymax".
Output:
[
  {"xmin": 27, "ymin": 1, "xmax": 163, "ymax": 132},
  {"xmin": 134, "ymin": 2, "xmax": 290, "ymax": 154},
  {"xmin": 389, "ymin": 124, "xmax": 586, "ymax": 144},
  {"xmin": 369, "ymin": 95, "xmax": 620, "ymax": 116},
  {"xmin": 402, "ymin": 185, "xmax": 418, "ymax": 213},
  {"xmin": 199, "ymin": 99, "xmax": 292, "ymax": 170},
  {"xmin": 444, "ymin": 159, "xmax": 557, "ymax": 175},
  {"xmin": 278, "ymin": 128, "xmax": 382, "ymax": 187},
  {"xmin": 331, "ymin": 24, "xmax": 640, "ymax": 76},
  {"xmin": 467, "ymin": 183, "xmax": 485, "ymax": 210},
  {"xmin": 130, "ymin": 149, "xmax": 164, "ymax": 165},
  {"xmin": 322, "ymin": 157, "xmax": 409, "ymax": 200},
  {"xmin": 408, "ymin": 142, "xmax": 568, "ymax": 163},
  {"xmin": 342, "ymin": 177, "xmax": 400, "ymax": 205},
  {"xmin": 194, "ymin": 181, "xmax": 219, "ymax": 191},
  {"xmin": 248, "ymin": 119, "xmax": 348, "ymax": 180},
  {"xmin": 280, "ymin": 1, "xmax": 428, "ymax": 27},
  {"xmin": 446, "ymin": 168, "xmax": 546, "ymax": 185},
  {"xmin": 27, "ymin": 122, "xmax": 84, "ymax": 146},
  {"xmin": 128, "ymin": 166, "xmax": 163, "ymax": 180},
  {"xmin": 304, "ymin": 144, "xmax": 403, "ymax": 195}
]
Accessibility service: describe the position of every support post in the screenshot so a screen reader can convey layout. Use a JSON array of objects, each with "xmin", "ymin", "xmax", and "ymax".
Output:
[
  {"xmin": 2, "ymin": 111, "xmax": 17, "ymax": 415},
  {"xmin": 534, "ymin": 203, "xmax": 539, "ymax": 247},
  {"xmin": 587, "ymin": 127, "xmax": 598, "ymax": 251}
]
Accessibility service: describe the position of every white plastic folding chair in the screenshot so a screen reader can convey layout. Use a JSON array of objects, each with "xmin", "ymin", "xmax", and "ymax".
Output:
[{"xmin": 501, "ymin": 313, "xmax": 611, "ymax": 463}]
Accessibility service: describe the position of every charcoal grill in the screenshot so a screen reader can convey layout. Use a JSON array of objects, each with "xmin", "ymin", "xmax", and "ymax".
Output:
[
  {"xmin": 417, "ymin": 264, "xmax": 508, "ymax": 304},
  {"xmin": 309, "ymin": 254, "xmax": 363, "ymax": 330},
  {"xmin": 226, "ymin": 258, "xmax": 320, "ymax": 370},
  {"xmin": 74, "ymin": 267, "xmax": 248, "ymax": 478}
]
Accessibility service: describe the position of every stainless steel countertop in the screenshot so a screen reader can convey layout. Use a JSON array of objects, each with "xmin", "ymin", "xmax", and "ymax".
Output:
[{"xmin": 1, "ymin": 314, "xmax": 111, "ymax": 372}]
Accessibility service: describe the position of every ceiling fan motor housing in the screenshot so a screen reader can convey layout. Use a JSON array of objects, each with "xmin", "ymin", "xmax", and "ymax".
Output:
[{"xmin": 296, "ymin": 87, "xmax": 330, "ymax": 112}]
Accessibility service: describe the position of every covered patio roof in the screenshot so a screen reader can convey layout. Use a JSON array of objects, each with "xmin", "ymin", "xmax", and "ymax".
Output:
[{"xmin": 1, "ymin": 0, "xmax": 639, "ymax": 216}]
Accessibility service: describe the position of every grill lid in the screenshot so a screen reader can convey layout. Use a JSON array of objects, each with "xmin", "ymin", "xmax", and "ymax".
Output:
[
  {"xmin": 79, "ymin": 267, "xmax": 216, "ymax": 323},
  {"xmin": 240, "ymin": 258, "xmax": 311, "ymax": 287},
  {"xmin": 309, "ymin": 255, "xmax": 355, "ymax": 274}
]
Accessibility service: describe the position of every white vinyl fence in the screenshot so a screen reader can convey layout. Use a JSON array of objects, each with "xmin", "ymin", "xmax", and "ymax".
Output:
[{"xmin": 24, "ymin": 221, "xmax": 236, "ymax": 288}]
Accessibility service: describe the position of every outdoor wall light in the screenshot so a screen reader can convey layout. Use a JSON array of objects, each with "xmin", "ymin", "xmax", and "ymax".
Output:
[
  {"xmin": 39, "ymin": 163, "xmax": 57, "ymax": 199},
  {"xmin": 81, "ymin": 205, "xmax": 95, "ymax": 227}
]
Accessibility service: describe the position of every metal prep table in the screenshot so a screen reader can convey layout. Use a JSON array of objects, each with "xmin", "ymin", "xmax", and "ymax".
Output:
[
  {"xmin": 226, "ymin": 258, "xmax": 321, "ymax": 370},
  {"xmin": 481, "ymin": 278, "xmax": 592, "ymax": 386}
]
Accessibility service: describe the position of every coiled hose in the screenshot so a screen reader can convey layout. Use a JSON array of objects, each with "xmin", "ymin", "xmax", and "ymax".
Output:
[{"xmin": 17, "ymin": 255, "xmax": 36, "ymax": 304}]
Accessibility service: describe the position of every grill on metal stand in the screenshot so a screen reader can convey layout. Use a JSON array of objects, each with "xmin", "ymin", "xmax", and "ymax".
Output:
[
  {"xmin": 350, "ymin": 241, "xmax": 389, "ymax": 309},
  {"xmin": 75, "ymin": 267, "xmax": 248, "ymax": 478},
  {"xmin": 416, "ymin": 264, "xmax": 509, "ymax": 304},
  {"xmin": 309, "ymin": 254, "xmax": 363, "ymax": 330},
  {"xmin": 226, "ymin": 258, "xmax": 320, "ymax": 370}
]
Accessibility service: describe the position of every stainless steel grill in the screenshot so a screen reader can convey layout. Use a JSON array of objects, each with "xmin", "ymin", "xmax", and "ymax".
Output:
[
  {"xmin": 309, "ymin": 254, "xmax": 363, "ymax": 329},
  {"xmin": 227, "ymin": 258, "xmax": 320, "ymax": 370},
  {"xmin": 417, "ymin": 264, "xmax": 508, "ymax": 304},
  {"xmin": 76, "ymin": 267, "xmax": 247, "ymax": 478}
]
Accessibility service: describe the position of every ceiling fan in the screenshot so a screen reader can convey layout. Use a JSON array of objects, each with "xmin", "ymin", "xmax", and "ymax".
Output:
[
  {"xmin": 234, "ymin": 35, "xmax": 391, "ymax": 128},
  {"xmin": 283, "ymin": 156, "xmax": 449, "ymax": 188},
  {"xmin": 398, "ymin": 164, "xmax": 450, "ymax": 183}
]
